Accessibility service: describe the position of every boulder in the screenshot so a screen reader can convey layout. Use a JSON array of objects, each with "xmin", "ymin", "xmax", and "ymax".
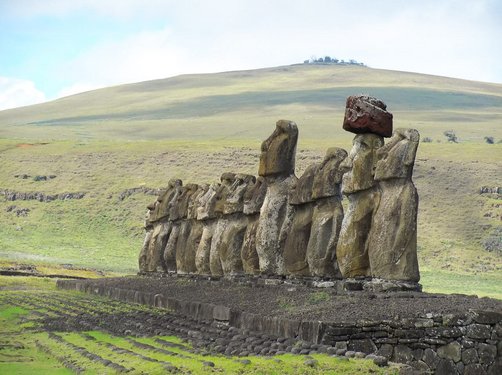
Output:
[{"xmin": 343, "ymin": 95, "xmax": 393, "ymax": 137}]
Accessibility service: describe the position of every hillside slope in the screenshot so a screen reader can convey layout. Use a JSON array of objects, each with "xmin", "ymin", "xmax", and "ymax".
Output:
[
  {"xmin": 1, "ymin": 64, "xmax": 502, "ymax": 142},
  {"xmin": 0, "ymin": 64, "xmax": 501, "ymax": 297}
]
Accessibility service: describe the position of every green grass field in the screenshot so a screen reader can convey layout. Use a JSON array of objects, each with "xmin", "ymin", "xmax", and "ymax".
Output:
[{"xmin": 0, "ymin": 64, "xmax": 501, "ymax": 299}]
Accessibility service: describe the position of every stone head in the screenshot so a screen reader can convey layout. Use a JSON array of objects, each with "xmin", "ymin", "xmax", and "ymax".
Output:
[
  {"xmin": 243, "ymin": 176, "xmax": 267, "ymax": 215},
  {"xmin": 375, "ymin": 128, "xmax": 420, "ymax": 181},
  {"xmin": 152, "ymin": 179, "xmax": 183, "ymax": 221},
  {"xmin": 214, "ymin": 173, "xmax": 236, "ymax": 215},
  {"xmin": 187, "ymin": 184, "xmax": 209, "ymax": 219},
  {"xmin": 341, "ymin": 133, "xmax": 384, "ymax": 194},
  {"xmin": 312, "ymin": 147, "xmax": 348, "ymax": 199},
  {"xmin": 258, "ymin": 120, "xmax": 298, "ymax": 177},
  {"xmin": 197, "ymin": 182, "xmax": 220, "ymax": 220},
  {"xmin": 289, "ymin": 163, "xmax": 317, "ymax": 205},
  {"xmin": 176, "ymin": 183, "xmax": 199, "ymax": 219},
  {"xmin": 224, "ymin": 173, "xmax": 256, "ymax": 215}
]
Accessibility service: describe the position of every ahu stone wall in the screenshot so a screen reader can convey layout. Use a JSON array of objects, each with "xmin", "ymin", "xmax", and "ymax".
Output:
[{"xmin": 139, "ymin": 96, "xmax": 421, "ymax": 287}]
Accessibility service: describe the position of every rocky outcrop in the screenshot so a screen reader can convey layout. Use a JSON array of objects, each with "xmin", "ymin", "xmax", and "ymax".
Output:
[{"xmin": 1, "ymin": 189, "xmax": 86, "ymax": 202}]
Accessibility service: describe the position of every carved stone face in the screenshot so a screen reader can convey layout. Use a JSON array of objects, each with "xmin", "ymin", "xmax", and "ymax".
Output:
[
  {"xmin": 289, "ymin": 163, "xmax": 317, "ymax": 205},
  {"xmin": 243, "ymin": 176, "xmax": 267, "ymax": 215},
  {"xmin": 258, "ymin": 120, "xmax": 298, "ymax": 177},
  {"xmin": 312, "ymin": 147, "xmax": 348, "ymax": 199},
  {"xmin": 341, "ymin": 134, "xmax": 384, "ymax": 194},
  {"xmin": 374, "ymin": 128, "xmax": 419, "ymax": 181},
  {"xmin": 214, "ymin": 173, "xmax": 236, "ymax": 215},
  {"xmin": 224, "ymin": 174, "xmax": 256, "ymax": 214},
  {"xmin": 197, "ymin": 183, "xmax": 220, "ymax": 220}
]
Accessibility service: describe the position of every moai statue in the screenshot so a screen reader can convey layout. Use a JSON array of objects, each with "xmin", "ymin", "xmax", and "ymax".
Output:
[
  {"xmin": 138, "ymin": 205, "xmax": 155, "ymax": 272},
  {"xmin": 161, "ymin": 180, "xmax": 184, "ymax": 272},
  {"xmin": 283, "ymin": 164, "xmax": 317, "ymax": 276},
  {"xmin": 336, "ymin": 95, "xmax": 392, "ymax": 278},
  {"xmin": 306, "ymin": 147, "xmax": 347, "ymax": 278},
  {"xmin": 368, "ymin": 128, "xmax": 420, "ymax": 282},
  {"xmin": 209, "ymin": 173, "xmax": 236, "ymax": 276},
  {"xmin": 195, "ymin": 182, "xmax": 221, "ymax": 275},
  {"xmin": 212, "ymin": 174, "xmax": 256, "ymax": 276},
  {"xmin": 256, "ymin": 120, "xmax": 299, "ymax": 275},
  {"xmin": 175, "ymin": 183, "xmax": 200, "ymax": 274},
  {"xmin": 241, "ymin": 177, "xmax": 267, "ymax": 274},
  {"xmin": 143, "ymin": 179, "xmax": 183, "ymax": 272}
]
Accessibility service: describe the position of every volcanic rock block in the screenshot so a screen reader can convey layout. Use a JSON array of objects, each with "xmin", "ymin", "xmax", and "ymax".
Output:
[
  {"xmin": 258, "ymin": 120, "xmax": 298, "ymax": 177},
  {"xmin": 256, "ymin": 121, "xmax": 298, "ymax": 275},
  {"xmin": 307, "ymin": 147, "xmax": 347, "ymax": 277},
  {"xmin": 283, "ymin": 164, "xmax": 318, "ymax": 276},
  {"xmin": 368, "ymin": 128, "xmax": 420, "ymax": 282},
  {"xmin": 343, "ymin": 95, "xmax": 393, "ymax": 137},
  {"xmin": 337, "ymin": 133, "xmax": 384, "ymax": 278}
]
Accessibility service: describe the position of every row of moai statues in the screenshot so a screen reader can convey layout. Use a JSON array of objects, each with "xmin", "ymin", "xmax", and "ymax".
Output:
[{"xmin": 139, "ymin": 95, "xmax": 420, "ymax": 282}]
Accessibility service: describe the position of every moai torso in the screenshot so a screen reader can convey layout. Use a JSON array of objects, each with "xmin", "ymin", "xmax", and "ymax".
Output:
[
  {"xmin": 368, "ymin": 128, "xmax": 420, "ymax": 282},
  {"xmin": 306, "ymin": 147, "xmax": 347, "ymax": 278}
]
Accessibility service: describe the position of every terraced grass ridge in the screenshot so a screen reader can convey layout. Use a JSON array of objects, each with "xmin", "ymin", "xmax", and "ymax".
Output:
[
  {"xmin": 0, "ymin": 276, "xmax": 398, "ymax": 374},
  {"xmin": 0, "ymin": 63, "xmax": 501, "ymax": 297}
]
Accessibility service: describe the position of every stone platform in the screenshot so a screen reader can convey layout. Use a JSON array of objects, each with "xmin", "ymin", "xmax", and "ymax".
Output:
[{"xmin": 57, "ymin": 275, "xmax": 502, "ymax": 374}]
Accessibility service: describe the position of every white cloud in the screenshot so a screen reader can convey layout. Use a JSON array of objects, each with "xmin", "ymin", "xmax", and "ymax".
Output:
[{"xmin": 0, "ymin": 77, "xmax": 46, "ymax": 110}]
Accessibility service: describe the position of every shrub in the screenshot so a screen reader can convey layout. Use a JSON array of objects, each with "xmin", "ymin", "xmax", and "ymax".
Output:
[
  {"xmin": 422, "ymin": 137, "xmax": 433, "ymax": 143},
  {"xmin": 443, "ymin": 130, "xmax": 458, "ymax": 143},
  {"xmin": 484, "ymin": 136, "xmax": 494, "ymax": 144}
]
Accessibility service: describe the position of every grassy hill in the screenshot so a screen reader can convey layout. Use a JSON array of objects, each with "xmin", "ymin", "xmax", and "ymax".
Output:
[{"xmin": 0, "ymin": 64, "xmax": 501, "ymax": 297}]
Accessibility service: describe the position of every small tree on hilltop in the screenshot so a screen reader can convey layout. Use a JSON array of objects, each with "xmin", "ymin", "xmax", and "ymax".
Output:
[{"xmin": 443, "ymin": 130, "xmax": 458, "ymax": 143}]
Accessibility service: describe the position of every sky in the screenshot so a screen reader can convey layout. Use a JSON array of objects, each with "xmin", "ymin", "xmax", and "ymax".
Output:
[{"xmin": 0, "ymin": 0, "xmax": 501, "ymax": 110}]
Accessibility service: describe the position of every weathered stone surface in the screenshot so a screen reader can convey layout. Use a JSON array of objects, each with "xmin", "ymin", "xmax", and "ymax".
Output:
[
  {"xmin": 437, "ymin": 341, "xmax": 461, "ymax": 362},
  {"xmin": 462, "ymin": 348, "xmax": 480, "ymax": 365},
  {"xmin": 163, "ymin": 222, "xmax": 179, "ymax": 272},
  {"xmin": 337, "ymin": 187, "xmax": 379, "ymax": 278},
  {"xmin": 467, "ymin": 324, "xmax": 492, "ymax": 339},
  {"xmin": 256, "ymin": 175, "xmax": 297, "ymax": 275},
  {"xmin": 283, "ymin": 202, "xmax": 313, "ymax": 276},
  {"xmin": 465, "ymin": 363, "xmax": 487, "ymax": 375},
  {"xmin": 258, "ymin": 120, "xmax": 298, "ymax": 177},
  {"xmin": 224, "ymin": 174, "xmax": 256, "ymax": 215},
  {"xmin": 149, "ymin": 179, "xmax": 182, "ymax": 222},
  {"xmin": 471, "ymin": 310, "xmax": 502, "ymax": 325},
  {"xmin": 306, "ymin": 196, "xmax": 343, "ymax": 277},
  {"xmin": 347, "ymin": 339, "xmax": 376, "ymax": 354},
  {"xmin": 145, "ymin": 222, "xmax": 171, "ymax": 272},
  {"xmin": 343, "ymin": 95, "xmax": 393, "ymax": 137},
  {"xmin": 176, "ymin": 220, "xmax": 202, "ymax": 274},
  {"xmin": 289, "ymin": 164, "xmax": 317, "ymax": 205},
  {"xmin": 368, "ymin": 128, "xmax": 420, "ymax": 282},
  {"xmin": 243, "ymin": 177, "xmax": 267, "ymax": 215},
  {"xmin": 488, "ymin": 358, "xmax": 502, "ymax": 375},
  {"xmin": 241, "ymin": 216, "xmax": 260, "ymax": 274},
  {"xmin": 312, "ymin": 147, "xmax": 347, "ymax": 200},
  {"xmin": 213, "ymin": 173, "xmax": 235, "ymax": 216},
  {"xmin": 210, "ymin": 174, "xmax": 256, "ymax": 276},
  {"xmin": 187, "ymin": 184, "xmax": 209, "ymax": 219},
  {"xmin": 436, "ymin": 358, "xmax": 458, "ymax": 375},
  {"xmin": 138, "ymin": 229, "xmax": 153, "ymax": 272},
  {"xmin": 197, "ymin": 183, "xmax": 220, "ymax": 221},
  {"xmin": 337, "ymin": 134, "xmax": 383, "ymax": 278},
  {"xmin": 392, "ymin": 344, "xmax": 413, "ymax": 363},
  {"xmin": 478, "ymin": 343, "xmax": 497, "ymax": 365},
  {"xmin": 195, "ymin": 220, "xmax": 216, "ymax": 275}
]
